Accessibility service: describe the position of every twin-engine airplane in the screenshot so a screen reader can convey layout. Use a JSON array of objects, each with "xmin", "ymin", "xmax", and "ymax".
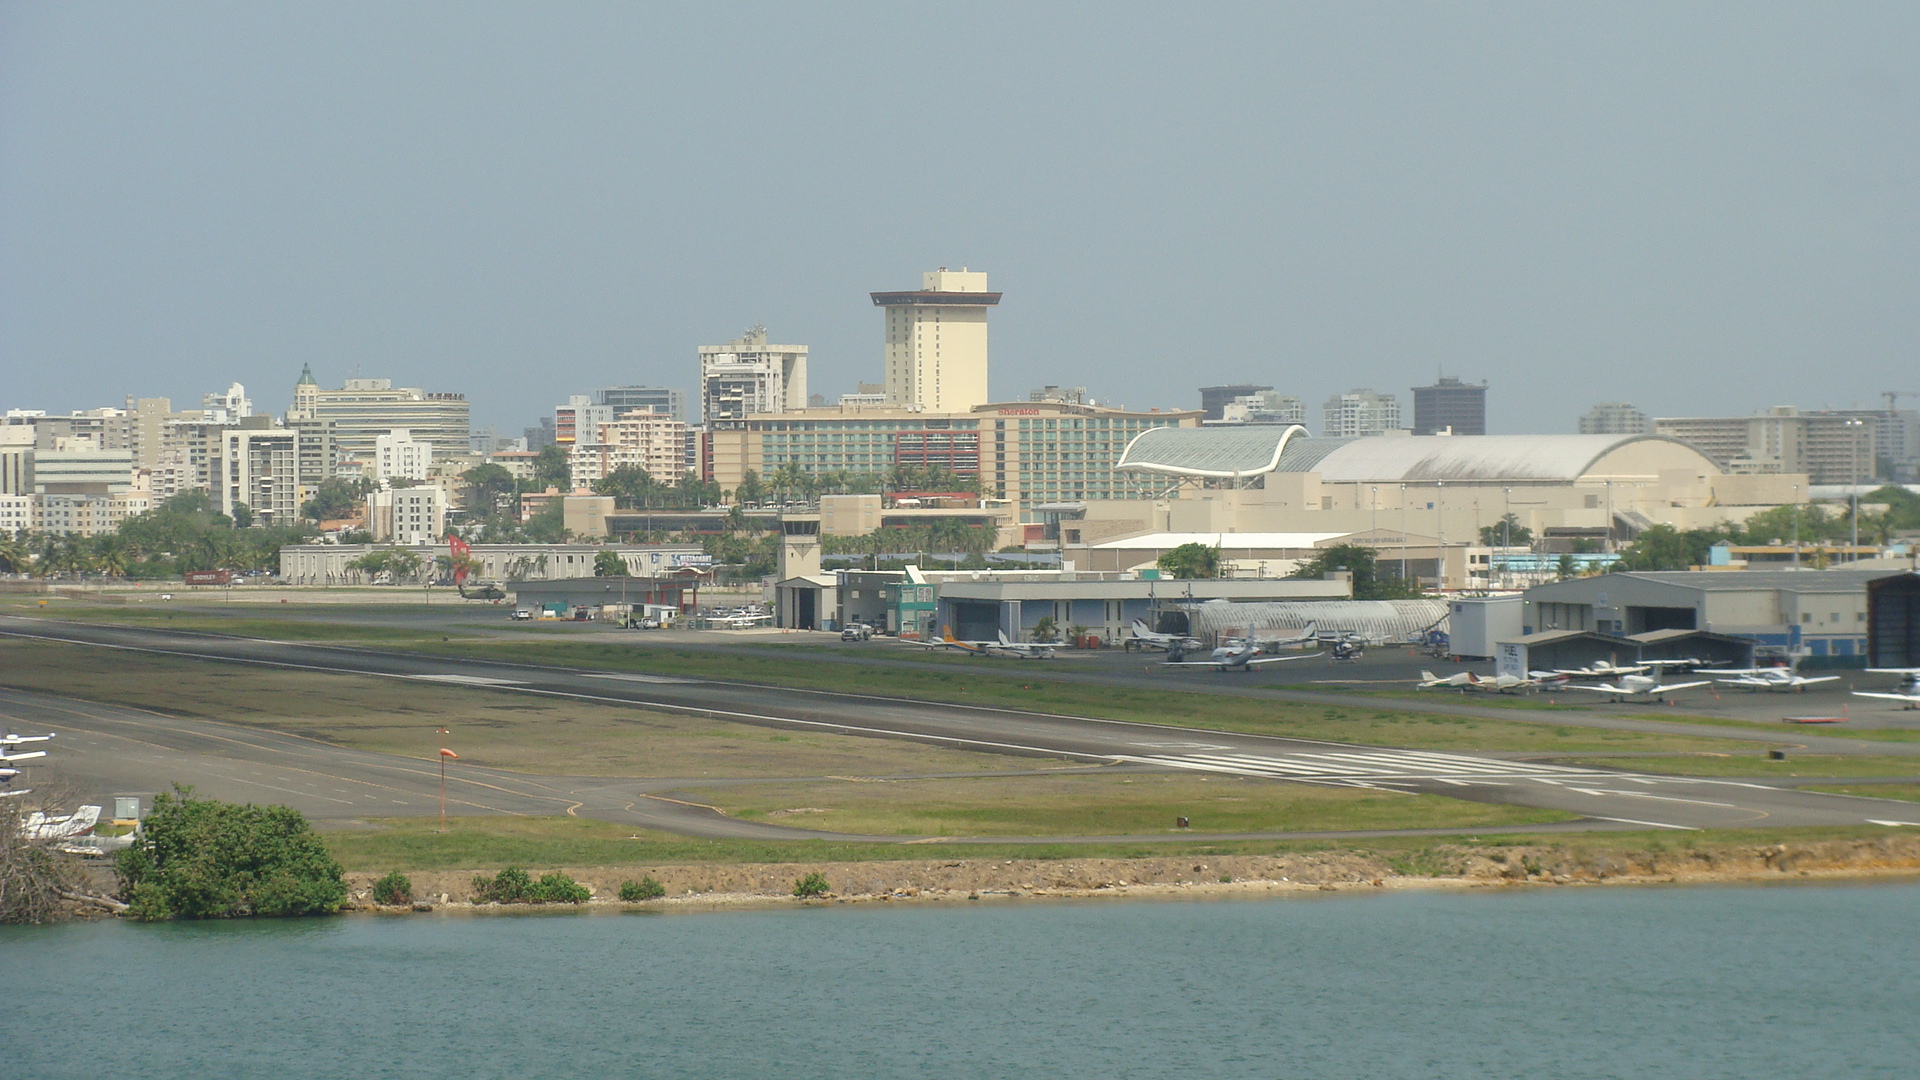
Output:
[
  {"xmin": 916, "ymin": 628, "xmax": 1058, "ymax": 660},
  {"xmin": 1164, "ymin": 641, "xmax": 1323, "ymax": 672}
]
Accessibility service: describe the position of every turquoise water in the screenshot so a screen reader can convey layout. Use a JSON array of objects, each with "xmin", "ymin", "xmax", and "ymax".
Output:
[{"xmin": 4, "ymin": 884, "xmax": 1916, "ymax": 1079}]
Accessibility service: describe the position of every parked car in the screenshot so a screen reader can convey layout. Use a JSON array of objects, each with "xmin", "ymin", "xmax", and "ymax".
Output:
[
  {"xmin": 511, "ymin": 609, "xmax": 532, "ymax": 621},
  {"xmin": 841, "ymin": 623, "xmax": 874, "ymax": 641}
]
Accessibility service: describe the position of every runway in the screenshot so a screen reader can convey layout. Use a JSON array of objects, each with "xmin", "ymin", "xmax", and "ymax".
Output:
[{"xmin": 6, "ymin": 615, "xmax": 1920, "ymax": 837}]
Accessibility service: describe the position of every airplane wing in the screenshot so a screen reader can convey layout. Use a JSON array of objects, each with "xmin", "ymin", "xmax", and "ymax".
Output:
[
  {"xmin": 1795, "ymin": 675, "xmax": 1842, "ymax": 685},
  {"xmin": 1561, "ymin": 684, "xmax": 1636, "ymax": 695},
  {"xmin": 1245, "ymin": 652, "xmax": 1326, "ymax": 666},
  {"xmin": 1853, "ymin": 692, "xmax": 1920, "ymax": 704},
  {"xmin": 1649, "ymin": 680, "xmax": 1713, "ymax": 693},
  {"xmin": 0, "ymin": 750, "xmax": 48, "ymax": 763},
  {"xmin": 1866, "ymin": 668, "xmax": 1920, "ymax": 675}
]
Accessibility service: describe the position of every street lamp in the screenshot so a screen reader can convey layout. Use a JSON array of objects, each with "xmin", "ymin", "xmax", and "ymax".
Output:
[
  {"xmin": 435, "ymin": 729, "xmax": 456, "ymax": 834},
  {"xmin": 1845, "ymin": 418, "xmax": 1865, "ymax": 561}
]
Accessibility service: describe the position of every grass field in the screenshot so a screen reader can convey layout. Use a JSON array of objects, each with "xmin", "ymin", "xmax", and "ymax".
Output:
[
  {"xmin": 699, "ymin": 771, "xmax": 1571, "ymax": 836},
  {"xmin": 0, "ymin": 640, "xmax": 1066, "ymax": 779},
  {"xmin": 1802, "ymin": 784, "xmax": 1920, "ymax": 804},
  {"xmin": 407, "ymin": 639, "xmax": 1767, "ymax": 755},
  {"xmin": 1564, "ymin": 754, "xmax": 1920, "ymax": 779},
  {"xmin": 315, "ymin": 815, "xmax": 1913, "ymax": 873}
]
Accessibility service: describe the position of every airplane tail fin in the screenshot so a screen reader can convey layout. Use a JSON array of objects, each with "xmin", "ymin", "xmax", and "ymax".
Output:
[
  {"xmin": 1298, "ymin": 621, "xmax": 1317, "ymax": 639},
  {"xmin": 1420, "ymin": 670, "xmax": 1437, "ymax": 682},
  {"xmin": 941, "ymin": 626, "xmax": 958, "ymax": 644},
  {"xmin": 998, "ymin": 630, "xmax": 1012, "ymax": 645}
]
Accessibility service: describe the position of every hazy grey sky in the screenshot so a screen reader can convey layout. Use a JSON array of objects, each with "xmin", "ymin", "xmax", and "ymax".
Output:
[{"xmin": 3, "ymin": 3, "xmax": 1915, "ymax": 433}]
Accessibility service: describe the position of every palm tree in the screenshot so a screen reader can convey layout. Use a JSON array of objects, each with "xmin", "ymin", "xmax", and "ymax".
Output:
[{"xmin": 0, "ymin": 535, "xmax": 31, "ymax": 575}]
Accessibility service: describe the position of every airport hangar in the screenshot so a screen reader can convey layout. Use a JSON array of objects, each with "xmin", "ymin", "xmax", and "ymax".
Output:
[{"xmin": 1051, "ymin": 427, "xmax": 1808, "ymax": 577}]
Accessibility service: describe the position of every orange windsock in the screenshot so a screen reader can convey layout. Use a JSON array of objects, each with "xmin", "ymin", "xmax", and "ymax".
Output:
[{"xmin": 439, "ymin": 748, "xmax": 459, "ymax": 759}]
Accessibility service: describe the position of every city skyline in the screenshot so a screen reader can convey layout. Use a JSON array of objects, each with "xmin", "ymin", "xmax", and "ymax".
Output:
[{"xmin": 4, "ymin": 6, "xmax": 1916, "ymax": 433}]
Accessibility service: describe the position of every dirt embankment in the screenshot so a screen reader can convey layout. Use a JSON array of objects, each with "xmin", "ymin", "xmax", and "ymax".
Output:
[{"xmin": 344, "ymin": 836, "xmax": 1920, "ymax": 911}]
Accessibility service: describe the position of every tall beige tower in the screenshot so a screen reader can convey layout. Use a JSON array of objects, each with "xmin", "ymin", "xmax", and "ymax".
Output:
[{"xmin": 872, "ymin": 268, "xmax": 1000, "ymax": 412}]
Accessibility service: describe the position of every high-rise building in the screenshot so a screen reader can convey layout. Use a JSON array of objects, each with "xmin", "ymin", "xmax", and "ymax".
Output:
[
  {"xmin": 201, "ymin": 382, "xmax": 253, "ymax": 423},
  {"xmin": 1322, "ymin": 389, "xmax": 1402, "ymax": 437},
  {"xmin": 568, "ymin": 411, "xmax": 689, "ymax": 487},
  {"xmin": 1412, "ymin": 376, "xmax": 1487, "ymax": 435},
  {"xmin": 374, "ymin": 429, "xmax": 433, "ymax": 483},
  {"xmin": 699, "ymin": 326, "xmax": 808, "ymax": 425},
  {"xmin": 553, "ymin": 396, "xmax": 614, "ymax": 446},
  {"xmin": 1654, "ymin": 407, "xmax": 1874, "ymax": 484},
  {"xmin": 368, "ymin": 486, "xmax": 444, "ymax": 546},
  {"xmin": 1199, "ymin": 385, "xmax": 1273, "ymax": 422},
  {"xmin": 873, "ymin": 269, "xmax": 998, "ymax": 413},
  {"xmin": 595, "ymin": 386, "xmax": 686, "ymax": 423},
  {"xmin": 1578, "ymin": 402, "xmax": 1649, "ymax": 435},
  {"xmin": 287, "ymin": 370, "xmax": 471, "ymax": 462},
  {"xmin": 209, "ymin": 424, "xmax": 302, "ymax": 524}
]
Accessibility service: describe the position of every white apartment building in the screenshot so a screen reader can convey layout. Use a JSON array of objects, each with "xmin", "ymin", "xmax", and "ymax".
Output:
[
  {"xmin": 553, "ymin": 395, "xmax": 615, "ymax": 445},
  {"xmin": 873, "ymin": 268, "xmax": 998, "ymax": 413},
  {"xmin": 375, "ymin": 429, "xmax": 434, "ymax": 483},
  {"xmin": 1655, "ymin": 407, "xmax": 1876, "ymax": 485},
  {"xmin": 0, "ymin": 494, "xmax": 30, "ymax": 536},
  {"xmin": 288, "ymin": 367, "xmax": 471, "ymax": 460},
  {"xmin": 209, "ymin": 426, "xmax": 306, "ymax": 524},
  {"xmin": 1578, "ymin": 402, "xmax": 1650, "ymax": 435},
  {"xmin": 31, "ymin": 492, "xmax": 152, "ymax": 537},
  {"xmin": 569, "ymin": 411, "xmax": 689, "ymax": 486},
  {"xmin": 1321, "ymin": 389, "xmax": 1403, "ymax": 438},
  {"xmin": 1220, "ymin": 391, "xmax": 1306, "ymax": 426},
  {"xmin": 369, "ymin": 486, "xmax": 445, "ymax": 546},
  {"xmin": 699, "ymin": 326, "xmax": 809, "ymax": 424}
]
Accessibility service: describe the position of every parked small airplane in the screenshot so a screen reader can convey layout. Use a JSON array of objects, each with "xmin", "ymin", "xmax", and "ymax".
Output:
[
  {"xmin": 1562, "ymin": 674, "xmax": 1714, "ymax": 701},
  {"xmin": 21, "ymin": 804, "xmax": 101, "ymax": 841},
  {"xmin": 1164, "ymin": 642, "xmax": 1323, "ymax": 672},
  {"xmin": 1853, "ymin": 669, "xmax": 1920, "ymax": 710},
  {"xmin": 1222, "ymin": 623, "xmax": 1320, "ymax": 653},
  {"xmin": 1551, "ymin": 660, "xmax": 1649, "ymax": 678},
  {"xmin": 1417, "ymin": 670, "xmax": 1544, "ymax": 694},
  {"xmin": 1329, "ymin": 639, "xmax": 1365, "ymax": 663},
  {"xmin": 1713, "ymin": 667, "xmax": 1842, "ymax": 693},
  {"xmin": 915, "ymin": 628, "xmax": 1057, "ymax": 659},
  {"xmin": 1124, "ymin": 619, "xmax": 1202, "ymax": 653}
]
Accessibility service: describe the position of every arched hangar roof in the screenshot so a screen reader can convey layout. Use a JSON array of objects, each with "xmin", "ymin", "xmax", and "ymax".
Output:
[{"xmin": 1118, "ymin": 429, "xmax": 1715, "ymax": 483}]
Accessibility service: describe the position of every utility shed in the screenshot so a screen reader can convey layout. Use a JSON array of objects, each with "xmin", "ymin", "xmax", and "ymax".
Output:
[
  {"xmin": 1523, "ymin": 570, "xmax": 1891, "ymax": 659},
  {"xmin": 1868, "ymin": 573, "xmax": 1920, "ymax": 668},
  {"xmin": 1447, "ymin": 596, "xmax": 1523, "ymax": 660}
]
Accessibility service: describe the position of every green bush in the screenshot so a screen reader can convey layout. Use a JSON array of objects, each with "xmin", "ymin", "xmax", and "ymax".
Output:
[
  {"xmin": 793, "ymin": 872, "xmax": 831, "ymax": 898},
  {"xmin": 529, "ymin": 872, "xmax": 590, "ymax": 904},
  {"xmin": 370, "ymin": 871, "xmax": 413, "ymax": 906},
  {"xmin": 471, "ymin": 866, "xmax": 532, "ymax": 903},
  {"xmin": 114, "ymin": 786, "xmax": 347, "ymax": 921},
  {"xmin": 620, "ymin": 877, "xmax": 667, "ymax": 902},
  {"xmin": 471, "ymin": 866, "xmax": 588, "ymax": 904}
]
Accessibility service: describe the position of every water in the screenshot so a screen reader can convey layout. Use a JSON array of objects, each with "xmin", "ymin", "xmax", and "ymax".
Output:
[{"xmin": 4, "ymin": 884, "xmax": 1917, "ymax": 1079}]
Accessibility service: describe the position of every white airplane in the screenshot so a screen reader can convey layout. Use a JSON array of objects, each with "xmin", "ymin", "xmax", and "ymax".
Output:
[
  {"xmin": 1552, "ymin": 660, "xmax": 1649, "ymax": 678},
  {"xmin": 1853, "ymin": 669, "xmax": 1920, "ymax": 710},
  {"xmin": 1563, "ymin": 674, "xmax": 1714, "ymax": 701},
  {"xmin": 22, "ymin": 805, "xmax": 101, "ymax": 841},
  {"xmin": 1223, "ymin": 622, "xmax": 1320, "ymax": 653},
  {"xmin": 1713, "ymin": 666, "xmax": 1842, "ymax": 693},
  {"xmin": 1125, "ymin": 619, "xmax": 1202, "ymax": 653},
  {"xmin": 1164, "ymin": 642, "xmax": 1323, "ymax": 672},
  {"xmin": 1418, "ymin": 670, "xmax": 1546, "ymax": 694}
]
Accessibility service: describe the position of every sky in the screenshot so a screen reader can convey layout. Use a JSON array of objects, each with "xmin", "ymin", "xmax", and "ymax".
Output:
[{"xmin": 2, "ymin": 3, "xmax": 1915, "ymax": 435}]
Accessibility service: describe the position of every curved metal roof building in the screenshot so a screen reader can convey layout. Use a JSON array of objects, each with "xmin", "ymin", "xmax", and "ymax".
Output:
[{"xmin": 1118, "ymin": 429, "xmax": 1718, "ymax": 483}]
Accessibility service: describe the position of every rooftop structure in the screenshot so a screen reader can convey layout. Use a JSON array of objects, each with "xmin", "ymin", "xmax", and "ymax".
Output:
[{"xmin": 1199, "ymin": 384, "xmax": 1273, "ymax": 422}]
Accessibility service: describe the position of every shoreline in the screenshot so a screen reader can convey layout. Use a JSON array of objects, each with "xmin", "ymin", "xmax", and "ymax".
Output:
[{"xmin": 335, "ymin": 834, "xmax": 1920, "ymax": 915}]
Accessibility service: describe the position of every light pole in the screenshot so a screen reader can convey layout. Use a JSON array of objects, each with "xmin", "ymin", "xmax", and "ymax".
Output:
[
  {"xmin": 1399, "ymin": 483, "xmax": 1408, "ymax": 583},
  {"xmin": 1791, "ymin": 484, "xmax": 1800, "ymax": 568},
  {"xmin": 1435, "ymin": 480, "xmax": 1445, "ymax": 592},
  {"xmin": 1502, "ymin": 486, "xmax": 1512, "ymax": 588},
  {"xmin": 1846, "ymin": 418, "xmax": 1864, "ymax": 561}
]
